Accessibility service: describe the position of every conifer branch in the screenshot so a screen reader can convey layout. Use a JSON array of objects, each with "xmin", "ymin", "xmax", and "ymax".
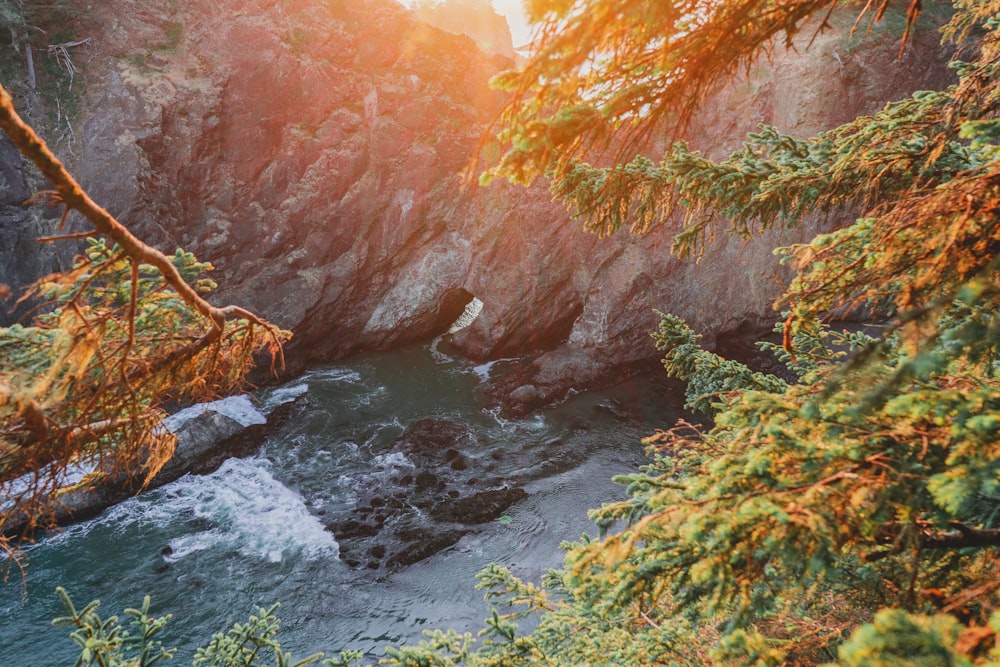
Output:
[
  {"xmin": 0, "ymin": 84, "xmax": 279, "ymax": 343},
  {"xmin": 0, "ymin": 83, "xmax": 289, "ymax": 547}
]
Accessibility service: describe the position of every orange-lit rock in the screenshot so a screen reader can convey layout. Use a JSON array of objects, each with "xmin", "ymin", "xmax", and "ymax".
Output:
[{"xmin": 6, "ymin": 0, "xmax": 955, "ymax": 410}]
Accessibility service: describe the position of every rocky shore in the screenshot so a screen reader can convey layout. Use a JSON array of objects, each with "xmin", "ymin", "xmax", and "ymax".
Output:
[{"xmin": 3, "ymin": 388, "xmax": 307, "ymax": 538}]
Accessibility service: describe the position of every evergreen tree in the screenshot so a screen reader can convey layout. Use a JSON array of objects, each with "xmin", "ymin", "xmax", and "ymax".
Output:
[
  {"xmin": 0, "ymin": 86, "xmax": 287, "ymax": 559},
  {"xmin": 417, "ymin": 0, "xmax": 1000, "ymax": 662}
]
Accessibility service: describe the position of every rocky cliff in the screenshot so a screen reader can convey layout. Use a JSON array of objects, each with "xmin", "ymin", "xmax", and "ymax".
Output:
[
  {"xmin": 1, "ymin": 0, "xmax": 955, "ymax": 411},
  {"xmin": 0, "ymin": 135, "xmax": 75, "ymax": 325},
  {"xmin": 411, "ymin": 0, "xmax": 517, "ymax": 59}
]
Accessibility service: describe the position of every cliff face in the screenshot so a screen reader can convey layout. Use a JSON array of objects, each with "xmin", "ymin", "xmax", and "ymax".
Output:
[
  {"xmin": 69, "ymin": 0, "xmax": 507, "ymax": 364},
  {"xmin": 411, "ymin": 0, "xmax": 517, "ymax": 59},
  {"xmin": 3, "ymin": 0, "xmax": 955, "ymax": 409},
  {"xmin": 0, "ymin": 136, "xmax": 76, "ymax": 325}
]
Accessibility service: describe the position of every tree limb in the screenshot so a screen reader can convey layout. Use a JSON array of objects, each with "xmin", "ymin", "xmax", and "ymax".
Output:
[{"xmin": 0, "ymin": 84, "xmax": 260, "ymax": 337}]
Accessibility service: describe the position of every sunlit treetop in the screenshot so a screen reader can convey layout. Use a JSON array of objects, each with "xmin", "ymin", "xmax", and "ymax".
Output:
[{"xmin": 482, "ymin": 0, "xmax": 923, "ymax": 185}]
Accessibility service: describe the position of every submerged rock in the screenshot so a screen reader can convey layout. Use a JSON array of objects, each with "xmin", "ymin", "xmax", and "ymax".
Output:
[
  {"xmin": 430, "ymin": 488, "xmax": 528, "ymax": 524},
  {"xmin": 329, "ymin": 416, "xmax": 530, "ymax": 570},
  {"xmin": 392, "ymin": 417, "xmax": 473, "ymax": 458},
  {"xmin": 385, "ymin": 527, "xmax": 471, "ymax": 569}
]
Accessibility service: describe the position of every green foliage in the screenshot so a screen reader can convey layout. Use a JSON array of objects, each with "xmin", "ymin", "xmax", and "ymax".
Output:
[
  {"xmin": 464, "ymin": 563, "xmax": 686, "ymax": 667},
  {"xmin": 652, "ymin": 311, "xmax": 788, "ymax": 413},
  {"xmin": 0, "ymin": 0, "xmax": 89, "ymax": 132},
  {"xmin": 52, "ymin": 586, "xmax": 175, "ymax": 667},
  {"xmin": 192, "ymin": 604, "xmax": 324, "ymax": 667},
  {"xmin": 381, "ymin": 630, "xmax": 475, "ymax": 667},
  {"xmin": 54, "ymin": 589, "xmax": 343, "ymax": 667},
  {"xmin": 831, "ymin": 609, "xmax": 1000, "ymax": 667},
  {"xmin": 551, "ymin": 97, "xmax": 986, "ymax": 257},
  {"xmin": 0, "ymin": 236, "xmax": 284, "ymax": 543}
]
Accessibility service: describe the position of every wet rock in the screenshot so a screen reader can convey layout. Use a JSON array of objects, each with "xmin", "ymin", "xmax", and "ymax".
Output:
[
  {"xmin": 386, "ymin": 528, "xmax": 470, "ymax": 568},
  {"xmin": 328, "ymin": 520, "xmax": 380, "ymax": 540},
  {"xmin": 594, "ymin": 399, "xmax": 629, "ymax": 421},
  {"xmin": 155, "ymin": 411, "xmax": 246, "ymax": 480},
  {"xmin": 430, "ymin": 488, "xmax": 528, "ymax": 524},
  {"xmin": 328, "ymin": 414, "xmax": 535, "ymax": 570},
  {"xmin": 414, "ymin": 471, "xmax": 438, "ymax": 489},
  {"xmin": 3, "ymin": 389, "xmax": 308, "ymax": 538},
  {"xmin": 393, "ymin": 418, "xmax": 472, "ymax": 458},
  {"xmin": 155, "ymin": 390, "xmax": 308, "ymax": 483},
  {"xmin": 507, "ymin": 384, "xmax": 540, "ymax": 409}
]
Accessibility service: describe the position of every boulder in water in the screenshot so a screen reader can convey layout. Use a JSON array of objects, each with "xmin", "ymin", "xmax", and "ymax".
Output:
[
  {"xmin": 430, "ymin": 487, "xmax": 528, "ymax": 524},
  {"xmin": 330, "ymin": 414, "xmax": 533, "ymax": 570},
  {"xmin": 2, "ymin": 388, "xmax": 308, "ymax": 538}
]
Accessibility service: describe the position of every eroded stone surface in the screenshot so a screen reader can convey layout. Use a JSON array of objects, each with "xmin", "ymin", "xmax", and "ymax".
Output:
[{"xmin": 1, "ymin": 0, "xmax": 956, "ymax": 408}]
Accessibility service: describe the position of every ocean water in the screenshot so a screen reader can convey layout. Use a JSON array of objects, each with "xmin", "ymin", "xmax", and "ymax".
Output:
[{"xmin": 0, "ymin": 342, "xmax": 683, "ymax": 664}]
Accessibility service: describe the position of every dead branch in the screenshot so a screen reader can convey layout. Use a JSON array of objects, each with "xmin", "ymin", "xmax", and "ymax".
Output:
[
  {"xmin": 923, "ymin": 523, "xmax": 1000, "ymax": 550},
  {"xmin": 46, "ymin": 38, "xmax": 91, "ymax": 86}
]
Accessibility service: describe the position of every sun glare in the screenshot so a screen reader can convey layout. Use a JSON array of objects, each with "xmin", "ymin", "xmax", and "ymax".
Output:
[
  {"xmin": 490, "ymin": 0, "xmax": 531, "ymax": 48},
  {"xmin": 402, "ymin": 0, "xmax": 532, "ymax": 55}
]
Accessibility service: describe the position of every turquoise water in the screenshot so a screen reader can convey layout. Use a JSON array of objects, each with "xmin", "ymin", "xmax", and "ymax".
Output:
[{"xmin": 0, "ymin": 342, "xmax": 682, "ymax": 664}]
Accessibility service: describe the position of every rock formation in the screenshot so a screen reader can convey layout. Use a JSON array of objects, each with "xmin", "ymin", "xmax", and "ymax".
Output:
[
  {"xmin": 0, "ymin": 135, "xmax": 75, "ymax": 325},
  {"xmin": 411, "ymin": 0, "xmax": 517, "ymax": 59},
  {"xmin": 1, "ymin": 0, "xmax": 955, "ymax": 410},
  {"xmin": 327, "ymin": 417, "xmax": 529, "ymax": 569},
  {"xmin": 3, "ymin": 389, "xmax": 307, "ymax": 537}
]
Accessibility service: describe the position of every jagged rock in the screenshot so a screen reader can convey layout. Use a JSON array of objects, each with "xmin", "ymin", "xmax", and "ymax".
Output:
[
  {"xmin": 392, "ymin": 417, "xmax": 473, "ymax": 458},
  {"xmin": 326, "ymin": 415, "xmax": 533, "ymax": 569},
  {"xmin": 508, "ymin": 384, "xmax": 540, "ymax": 406},
  {"xmin": 153, "ymin": 391, "xmax": 305, "ymax": 483},
  {"xmin": 0, "ymin": 136, "xmax": 75, "ymax": 325},
  {"xmin": 385, "ymin": 527, "xmax": 470, "ymax": 568},
  {"xmin": 328, "ymin": 519, "xmax": 380, "ymax": 540},
  {"xmin": 411, "ymin": 0, "xmax": 517, "ymax": 59},
  {"xmin": 0, "ymin": 0, "xmax": 956, "ymax": 405}
]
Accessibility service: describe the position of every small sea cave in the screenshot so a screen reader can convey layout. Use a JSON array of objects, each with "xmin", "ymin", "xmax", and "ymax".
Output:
[{"xmin": 447, "ymin": 294, "xmax": 484, "ymax": 334}]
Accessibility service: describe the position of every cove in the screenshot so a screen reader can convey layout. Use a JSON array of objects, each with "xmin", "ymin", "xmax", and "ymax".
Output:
[{"xmin": 0, "ymin": 341, "xmax": 684, "ymax": 663}]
